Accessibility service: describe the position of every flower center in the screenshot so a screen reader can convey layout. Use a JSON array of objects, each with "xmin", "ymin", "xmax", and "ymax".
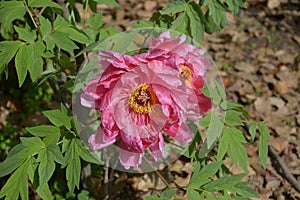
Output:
[
  {"xmin": 129, "ymin": 83, "xmax": 157, "ymax": 113},
  {"xmin": 178, "ymin": 65, "xmax": 192, "ymax": 84}
]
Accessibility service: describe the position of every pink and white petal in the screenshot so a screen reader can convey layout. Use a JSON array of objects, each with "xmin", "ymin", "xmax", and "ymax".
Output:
[
  {"xmin": 149, "ymin": 132, "xmax": 165, "ymax": 161},
  {"xmin": 173, "ymin": 123, "xmax": 194, "ymax": 143},
  {"xmin": 88, "ymin": 126, "xmax": 117, "ymax": 150},
  {"xmin": 119, "ymin": 141, "xmax": 143, "ymax": 169}
]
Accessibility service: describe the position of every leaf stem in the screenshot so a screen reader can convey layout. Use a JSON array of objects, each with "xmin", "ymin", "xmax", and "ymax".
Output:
[{"xmin": 23, "ymin": 0, "xmax": 38, "ymax": 29}]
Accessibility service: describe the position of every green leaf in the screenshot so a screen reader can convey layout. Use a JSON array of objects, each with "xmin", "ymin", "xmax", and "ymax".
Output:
[
  {"xmin": 190, "ymin": 161, "xmax": 222, "ymax": 188},
  {"xmin": 161, "ymin": 188, "xmax": 175, "ymax": 200},
  {"xmin": 226, "ymin": 0, "xmax": 246, "ymax": 16},
  {"xmin": 160, "ymin": 0, "xmax": 186, "ymax": 15},
  {"xmin": 223, "ymin": 110, "xmax": 244, "ymax": 126},
  {"xmin": 27, "ymin": 41, "xmax": 45, "ymax": 82},
  {"xmin": 220, "ymin": 100, "xmax": 242, "ymax": 110},
  {"xmin": 74, "ymin": 138, "xmax": 103, "ymax": 165},
  {"xmin": 170, "ymin": 13, "xmax": 189, "ymax": 35},
  {"xmin": 53, "ymin": 31, "xmax": 79, "ymax": 51},
  {"xmin": 0, "ymin": 144, "xmax": 28, "ymax": 177},
  {"xmin": 60, "ymin": 27, "xmax": 91, "ymax": 44},
  {"xmin": 0, "ymin": 41, "xmax": 24, "ymax": 65},
  {"xmin": 199, "ymin": 113, "xmax": 211, "ymax": 128},
  {"xmin": 0, "ymin": 1, "xmax": 26, "ymax": 39},
  {"xmin": 37, "ymin": 148, "xmax": 56, "ymax": 186},
  {"xmin": 218, "ymin": 127, "xmax": 248, "ymax": 171},
  {"xmin": 63, "ymin": 138, "xmax": 81, "ymax": 193},
  {"xmin": 28, "ymin": 0, "xmax": 62, "ymax": 9},
  {"xmin": 89, "ymin": 13, "xmax": 104, "ymax": 29},
  {"xmin": 39, "ymin": 15, "xmax": 52, "ymax": 39},
  {"xmin": 42, "ymin": 109, "xmax": 72, "ymax": 130},
  {"xmin": 186, "ymin": 189, "xmax": 201, "ymax": 200},
  {"xmin": 26, "ymin": 125, "xmax": 60, "ymax": 137},
  {"xmin": 93, "ymin": 0, "xmax": 120, "ymax": 7},
  {"xmin": 258, "ymin": 122, "xmax": 270, "ymax": 169},
  {"xmin": 0, "ymin": 160, "xmax": 30, "ymax": 200},
  {"xmin": 36, "ymin": 184, "xmax": 53, "ymax": 200},
  {"xmin": 203, "ymin": 173, "xmax": 245, "ymax": 191},
  {"xmin": 206, "ymin": 114, "xmax": 224, "ymax": 149},
  {"xmin": 249, "ymin": 122, "xmax": 257, "ymax": 141},
  {"xmin": 215, "ymin": 80, "xmax": 226, "ymax": 100},
  {"xmin": 15, "ymin": 45, "xmax": 28, "ymax": 86},
  {"xmin": 232, "ymin": 182, "xmax": 260, "ymax": 198},
  {"xmin": 186, "ymin": 2, "xmax": 205, "ymax": 42},
  {"xmin": 14, "ymin": 24, "xmax": 36, "ymax": 42}
]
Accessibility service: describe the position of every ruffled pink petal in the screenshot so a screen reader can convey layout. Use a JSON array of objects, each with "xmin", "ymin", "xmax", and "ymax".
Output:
[
  {"xmin": 173, "ymin": 123, "xmax": 194, "ymax": 143},
  {"xmin": 88, "ymin": 126, "xmax": 117, "ymax": 150},
  {"xmin": 119, "ymin": 137, "xmax": 144, "ymax": 169},
  {"xmin": 149, "ymin": 132, "xmax": 165, "ymax": 161},
  {"xmin": 119, "ymin": 147, "xmax": 143, "ymax": 169}
]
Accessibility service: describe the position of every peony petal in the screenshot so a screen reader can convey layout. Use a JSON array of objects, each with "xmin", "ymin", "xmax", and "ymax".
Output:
[
  {"xmin": 119, "ymin": 140, "xmax": 143, "ymax": 169},
  {"xmin": 88, "ymin": 126, "xmax": 117, "ymax": 150},
  {"xmin": 173, "ymin": 123, "xmax": 194, "ymax": 143},
  {"xmin": 149, "ymin": 132, "xmax": 165, "ymax": 161}
]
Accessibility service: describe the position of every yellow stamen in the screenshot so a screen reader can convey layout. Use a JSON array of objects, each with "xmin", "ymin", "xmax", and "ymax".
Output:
[
  {"xmin": 178, "ymin": 65, "xmax": 193, "ymax": 84},
  {"xmin": 129, "ymin": 83, "xmax": 157, "ymax": 113}
]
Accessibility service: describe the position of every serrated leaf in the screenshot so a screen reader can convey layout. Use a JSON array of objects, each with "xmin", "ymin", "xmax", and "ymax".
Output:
[
  {"xmin": 0, "ymin": 160, "xmax": 30, "ymax": 200},
  {"xmin": 215, "ymin": 80, "xmax": 226, "ymax": 100},
  {"xmin": 203, "ymin": 173, "xmax": 245, "ymax": 192},
  {"xmin": 37, "ymin": 148, "xmax": 56, "ymax": 186},
  {"xmin": 226, "ymin": 0, "xmax": 246, "ymax": 16},
  {"xmin": 223, "ymin": 110, "xmax": 244, "ymax": 126},
  {"xmin": 39, "ymin": 15, "xmax": 52, "ymax": 39},
  {"xmin": 27, "ymin": 41, "xmax": 45, "ymax": 82},
  {"xmin": 258, "ymin": 122, "xmax": 270, "ymax": 169},
  {"xmin": 0, "ymin": 1, "xmax": 26, "ymax": 39},
  {"xmin": 186, "ymin": 2, "xmax": 205, "ymax": 42},
  {"xmin": 249, "ymin": 122, "xmax": 257, "ymax": 141},
  {"xmin": 232, "ymin": 182, "xmax": 260, "ymax": 198},
  {"xmin": 15, "ymin": 45, "xmax": 29, "ymax": 86},
  {"xmin": 14, "ymin": 24, "xmax": 36, "ymax": 42},
  {"xmin": 220, "ymin": 100, "xmax": 242, "ymax": 110},
  {"xmin": 66, "ymin": 152, "xmax": 81, "ymax": 193},
  {"xmin": 43, "ymin": 109, "xmax": 72, "ymax": 130},
  {"xmin": 75, "ymin": 138, "xmax": 103, "ymax": 165},
  {"xmin": 170, "ymin": 14, "xmax": 189, "ymax": 35},
  {"xmin": 28, "ymin": 0, "xmax": 62, "ymax": 9},
  {"xmin": 26, "ymin": 125, "xmax": 60, "ymax": 137},
  {"xmin": 187, "ymin": 189, "xmax": 201, "ymax": 200},
  {"xmin": 0, "ymin": 144, "xmax": 28, "ymax": 177},
  {"xmin": 160, "ymin": 0, "xmax": 186, "ymax": 15},
  {"xmin": 199, "ymin": 113, "xmax": 211, "ymax": 128},
  {"xmin": 190, "ymin": 161, "xmax": 222, "ymax": 188},
  {"xmin": 53, "ymin": 31, "xmax": 79, "ymax": 51},
  {"xmin": 0, "ymin": 41, "xmax": 24, "ymax": 64},
  {"xmin": 89, "ymin": 13, "xmax": 104, "ymax": 29},
  {"xmin": 206, "ymin": 113, "xmax": 224, "ymax": 149},
  {"xmin": 36, "ymin": 184, "xmax": 53, "ymax": 200},
  {"xmin": 218, "ymin": 127, "xmax": 248, "ymax": 171},
  {"xmin": 63, "ymin": 138, "xmax": 82, "ymax": 193}
]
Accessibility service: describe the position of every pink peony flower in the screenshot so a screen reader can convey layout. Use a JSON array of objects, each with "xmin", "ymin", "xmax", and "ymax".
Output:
[{"xmin": 81, "ymin": 32, "xmax": 211, "ymax": 169}]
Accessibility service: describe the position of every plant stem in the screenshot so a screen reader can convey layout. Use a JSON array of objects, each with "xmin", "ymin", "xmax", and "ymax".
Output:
[{"xmin": 23, "ymin": 0, "xmax": 38, "ymax": 29}]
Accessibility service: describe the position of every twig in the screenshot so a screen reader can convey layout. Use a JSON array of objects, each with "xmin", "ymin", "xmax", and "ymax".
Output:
[
  {"xmin": 23, "ymin": 0, "xmax": 38, "ymax": 29},
  {"xmin": 268, "ymin": 146, "xmax": 300, "ymax": 193}
]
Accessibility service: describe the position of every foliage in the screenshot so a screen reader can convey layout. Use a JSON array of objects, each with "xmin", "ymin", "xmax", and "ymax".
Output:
[{"xmin": 0, "ymin": 0, "xmax": 269, "ymax": 199}]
